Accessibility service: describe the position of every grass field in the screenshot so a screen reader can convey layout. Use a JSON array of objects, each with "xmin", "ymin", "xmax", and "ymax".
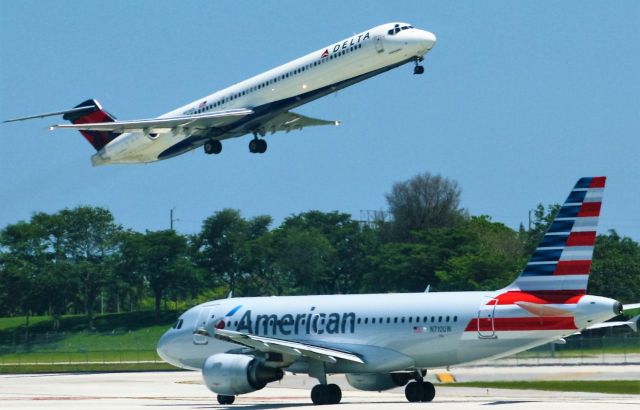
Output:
[
  {"xmin": 0, "ymin": 311, "xmax": 177, "ymax": 373},
  {"xmin": 450, "ymin": 380, "xmax": 640, "ymax": 395}
]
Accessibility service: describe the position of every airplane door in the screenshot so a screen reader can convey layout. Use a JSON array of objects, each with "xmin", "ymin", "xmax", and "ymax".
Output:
[
  {"xmin": 477, "ymin": 298, "xmax": 498, "ymax": 339},
  {"xmin": 374, "ymin": 35, "xmax": 384, "ymax": 53},
  {"xmin": 193, "ymin": 305, "xmax": 217, "ymax": 345}
]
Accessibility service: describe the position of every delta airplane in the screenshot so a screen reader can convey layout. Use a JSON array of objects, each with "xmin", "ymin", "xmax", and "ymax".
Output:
[
  {"xmin": 156, "ymin": 176, "xmax": 639, "ymax": 405},
  {"xmin": 4, "ymin": 23, "xmax": 436, "ymax": 166}
]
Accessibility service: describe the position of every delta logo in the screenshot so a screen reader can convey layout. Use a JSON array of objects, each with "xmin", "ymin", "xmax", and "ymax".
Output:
[{"xmin": 319, "ymin": 32, "xmax": 370, "ymax": 58}]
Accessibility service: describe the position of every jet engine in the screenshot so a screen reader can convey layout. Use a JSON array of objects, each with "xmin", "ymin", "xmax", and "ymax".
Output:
[
  {"xmin": 202, "ymin": 353, "xmax": 284, "ymax": 395},
  {"xmin": 346, "ymin": 372, "xmax": 412, "ymax": 391}
]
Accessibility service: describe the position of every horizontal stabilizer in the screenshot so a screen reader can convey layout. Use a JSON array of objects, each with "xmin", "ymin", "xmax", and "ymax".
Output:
[
  {"xmin": 3, "ymin": 105, "xmax": 98, "ymax": 123},
  {"xmin": 516, "ymin": 301, "xmax": 573, "ymax": 317},
  {"xmin": 585, "ymin": 315, "xmax": 639, "ymax": 332}
]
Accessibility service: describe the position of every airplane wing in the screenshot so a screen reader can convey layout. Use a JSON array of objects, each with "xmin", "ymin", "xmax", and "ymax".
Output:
[
  {"xmin": 49, "ymin": 108, "xmax": 253, "ymax": 133},
  {"xmin": 261, "ymin": 111, "xmax": 340, "ymax": 134},
  {"xmin": 213, "ymin": 328, "xmax": 364, "ymax": 364}
]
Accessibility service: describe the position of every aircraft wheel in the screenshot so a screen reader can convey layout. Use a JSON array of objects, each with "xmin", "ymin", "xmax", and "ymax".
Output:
[
  {"xmin": 204, "ymin": 140, "xmax": 222, "ymax": 154},
  {"xmin": 249, "ymin": 139, "xmax": 257, "ymax": 153},
  {"xmin": 310, "ymin": 384, "xmax": 327, "ymax": 405},
  {"xmin": 413, "ymin": 65, "xmax": 425, "ymax": 75},
  {"xmin": 257, "ymin": 139, "xmax": 267, "ymax": 153},
  {"xmin": 327, "ymin": 383, "xmax": 342, "ymax": 404},
  {"xmin": 405, "ymin": 381, "xmax": 423, "ymax": 402},
  {"xmin": 421, "ymin": 381, "xmax": 435, "ymax": 402},
  {"xmin": 217, "ymin": 394, "xmax": 235, "ymax": 404}
]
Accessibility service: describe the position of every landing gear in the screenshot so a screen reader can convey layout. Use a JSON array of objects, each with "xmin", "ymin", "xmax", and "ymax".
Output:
[
  {"xmin": 404, "ymin": 380, "xmax": 435, "ymax": 402},
  {"xmin": 249, "ymin": 138, "xmax": 267, "ymax": 154},
  {"xmin": 204, "ymin": 140, "xmax": 222, "ymax": 155},
  {"xmin": 413, "ymin": 56, "xmax": 425, "ymax": 75},
  {"xmin": 310, "ymin": 383, "xmax": 342, "ymax": 405},
  {"xmin": 217, "ymin": 394, "xmax": 235, "ymax": 405}
]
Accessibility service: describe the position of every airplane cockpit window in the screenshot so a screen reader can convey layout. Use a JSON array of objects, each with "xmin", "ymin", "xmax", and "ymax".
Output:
[
  {"xmin": 388, "ymin": 24, "xmax": 413, "ymax": 35},
  {"xmin": 172, "ymin": 318, "xmax": 184, "ymax": 329}
]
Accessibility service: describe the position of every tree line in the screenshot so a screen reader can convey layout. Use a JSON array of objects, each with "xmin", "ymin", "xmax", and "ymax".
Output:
[{"xmin": 1, "ymin": 172, "xmax": 638, "ymax": 329}]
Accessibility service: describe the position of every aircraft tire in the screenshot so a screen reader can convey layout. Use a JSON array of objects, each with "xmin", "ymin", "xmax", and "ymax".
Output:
[
  {"xmin": 217, "ymin": 394, "xmax": 235, "ymax": 405},
  {"xmin": 257, "ymin": 139, "xmax": 267, "ymax": 153},
  {"xmin": 327, "ymin": 383, "xmax": 342, "ymax": 404},
  {"xmin": 204, "ymin": 140, "xmax": 222, "ymax": 155},
  {"xmin": 311, "ymin": 384, "xmax": 327, "ymax": 405},
  {"xmin": 405, "ymin": 381, "xmax": 423, "ymax": 402},
  {"xmin": 421, "ymin": 381, "xmax": 435, "ymax": 402}
]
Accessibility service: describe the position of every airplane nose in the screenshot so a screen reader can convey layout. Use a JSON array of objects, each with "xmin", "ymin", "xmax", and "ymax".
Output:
[
  {"xmin": 156, "ymin": 331, "xmax": 174, "ymax": 364},
  {"xmin": 421, "ymin": 30, "xmax": 437, "ymax": 50}
]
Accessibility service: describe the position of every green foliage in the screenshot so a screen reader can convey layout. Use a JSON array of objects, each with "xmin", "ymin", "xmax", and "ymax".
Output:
[
  {"xmin": 590, "ymin": 230, "xmax": 640, "ymax": 304},
  {"xmin": 1, "ymin": 173, "xmax": 639, "ymax": 322}
]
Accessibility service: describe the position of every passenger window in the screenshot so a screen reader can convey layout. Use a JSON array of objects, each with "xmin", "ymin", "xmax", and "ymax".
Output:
[
  {"xmin": 372, "ymin": 318, "xmax": 376, "ymax": 324},
  {"xmin": 357, "ymin": 318, "xmax": 361, "ymax": 324},
  {"xmin": 364, "ymin": 318, "xmax": 369, "ymax": 324},
  {"xmin": 454, "ymin": 316, "xmax": 458, "ymax": 322},
  {"xmin": 438, "ymin": 316, "xmax": 442, "ymax": 322},
  {"xmin": 446, "ymin": 316, "xmax": 450, "ymax": 322},
  {"xmin": 394, "ymin": 317, "xmax": 398, "ymax": 323},
  {"xmin": 386, "ymin": 318, "xmax": 390, "ymax": 324},
  {"xmin": 408, "ymin": 317, "xmax": 412, "ymax": 323}
]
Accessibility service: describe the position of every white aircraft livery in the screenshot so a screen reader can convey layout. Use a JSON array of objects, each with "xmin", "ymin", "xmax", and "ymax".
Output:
[
  {"xmin": 4, "ymin": 22, "xmax": 436, "ymax": 166},
  {"xmin": 156, "ymin": 176, "xmax": 639, "ymax": 405}
]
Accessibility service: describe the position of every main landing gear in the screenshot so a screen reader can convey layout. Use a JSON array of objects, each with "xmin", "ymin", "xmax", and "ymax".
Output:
[
  {"xmin": 404, "ymin": 374, "xmax": 436, "ymax": 402},
  {"xmin": 311, "ymin": 383, "xmax": 342, "ymax": 405},
  {"xmin": 217, "ymin": 394, "xmax": 235, "ymax": 405},
  {"xmin": 203, "ymin": 139, "xmax": 222, "ymax": 155},
  {"xmin": 413, "ymin": 56, "xmax": 425, "ymax": 75},
  {"xmin": 249, "ymin": 138, "xmax": 267, "ymax": 154}
]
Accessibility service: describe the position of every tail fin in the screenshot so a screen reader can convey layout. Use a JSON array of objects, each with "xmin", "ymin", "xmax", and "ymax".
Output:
[
  {"xmin": 62, "ymin": 99, "xmax": 121, "ymax": 151},
  {"xmin": 508, "ymin": 177, "xmax": 606, "ymax": 294}
]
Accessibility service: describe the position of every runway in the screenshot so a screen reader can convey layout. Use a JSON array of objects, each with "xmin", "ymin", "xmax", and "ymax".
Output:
[{"xmin": 0, "ymin": 368, "xmax": 638, "ymax": 409}]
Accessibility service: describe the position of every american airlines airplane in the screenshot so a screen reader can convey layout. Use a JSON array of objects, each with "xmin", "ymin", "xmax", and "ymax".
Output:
[
  {"xmin": 156, "ymin": 177, "xmax": 639, "ymax": 405},
  {"xmin": 4, "ymin": 22, "xmax": 436, "ymax": 166}
]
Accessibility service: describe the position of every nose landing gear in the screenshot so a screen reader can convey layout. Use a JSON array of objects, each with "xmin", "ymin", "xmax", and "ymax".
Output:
[{"xmin": 413, "ymin": 56, "xmax": 425, "ymax": 75}]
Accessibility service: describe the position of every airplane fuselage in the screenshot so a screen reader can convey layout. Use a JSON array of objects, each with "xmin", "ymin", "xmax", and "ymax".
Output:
[
  {"xmin": 91, "ymin": 23, "xmax": 436, "ymax": 165},
  {"xmin": 157, "ymin": 290, "xmax": 619, "ymax": 373}
]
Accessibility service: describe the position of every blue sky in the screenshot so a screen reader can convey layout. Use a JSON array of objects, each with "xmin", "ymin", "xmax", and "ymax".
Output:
[{"xmin": 1, "ymin": 1, "xmax": 639, "ymax": 240}]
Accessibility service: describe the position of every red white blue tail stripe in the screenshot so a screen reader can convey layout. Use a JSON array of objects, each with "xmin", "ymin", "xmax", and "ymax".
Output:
[{"xmin": 509, "ymin": 176, "xmax": 605, "ymax": 294}]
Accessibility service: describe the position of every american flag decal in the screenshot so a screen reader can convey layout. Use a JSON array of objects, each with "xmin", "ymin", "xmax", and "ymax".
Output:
[{"xmin": 413, "ymin": 326, "xmax": 427, "ymax": 334}]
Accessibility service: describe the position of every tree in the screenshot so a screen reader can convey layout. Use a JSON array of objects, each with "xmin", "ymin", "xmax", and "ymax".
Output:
[
  {"xmin": 279, "ymin": 211, "xmax": 376, "ymax": 294},
  {"xmin": 56, "ymin": 207, "xmax": 121, "ymax": 328},
  {"xmin": 272, "ymin": 227, "xmax": 336, "ymax": 294},
  {"xmin": 0, "ymin": 219, "xmax": 51, "ymax": 333},
  {"xmin": 194, "ymin": 209, "xmax": 271, "ymax": 295},
  {"xmin": 590, "ymin": 231, "xmax": 640, "ymax": 305},
  {"xmin": 385, "ymin": 172, "xmax": 466, "ymax": 242},
  {"xmin": 365, "ymin": 226, "xmax": 472, "ymax": 293}
]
